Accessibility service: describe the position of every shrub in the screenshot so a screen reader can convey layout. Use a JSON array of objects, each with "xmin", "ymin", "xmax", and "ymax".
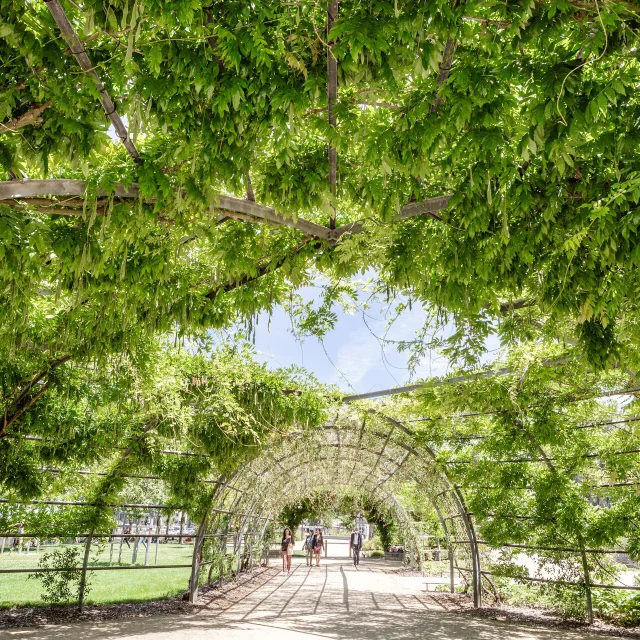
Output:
[
  {"xmin": 363, "ymin": 535, "xmax": 382, "ymax": 551},
  {"xmin": 28, "ymin": 547, "xmax": 88, "ymax": 604},
  {"xmin": 619, "ymin": 593, "xmax": 640, "ymax": 627},
  {"xmin": 369, "ymin": 550, "xmax": 384, "ymax": 558},
  {"xmin": 594, "ymin": 590, "xmax": 640, "ymax": 627}
]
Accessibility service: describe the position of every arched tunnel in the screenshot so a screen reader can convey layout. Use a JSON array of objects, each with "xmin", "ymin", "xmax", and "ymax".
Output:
[{"xmin": 195, "ymin": 406, "xmax": 482, "ymax": 606}]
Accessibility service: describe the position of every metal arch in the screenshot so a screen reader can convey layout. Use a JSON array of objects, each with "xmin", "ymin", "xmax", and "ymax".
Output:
[
  {"xmin": 252, "ymin": 460, "xmax": 414, "ymax": 539},
  {"xmin": 189, "ymin": 474, "xmax": 232, "ymax": 604},
  {"xmin": 229, "ymin": 448, "xmax": 457, "ymax": 558},
  {"xmin": 229, "ymin": 449, "xmax": 409, "ymax": 514},
  {"xmin": 272, "ymin": 451, "xmax": 462, "ymax": 545},
  {"xmin": 373, "ymin": 411, "xmax": 483, "ymax": 606},
  {"xmin": 226, "ymin": 448, "xmax": 475, "ymax": 592},
  {"xmin": 225, "ymin": 437, "xmax": 464, "ymax": 551},
  {"xmin": 206, "ymin": 413, "xmax": 482, "ymax": 606},
  {"xmin": 231, "ymin": 454, "xmax": 435, "ymax": 572},
  {"xmin": 249, "ymin": 447, "xmax": 417, "ymax": 495},
  {"xmin": 327, "ymin": 414, "xmax": 484, "ymax": 604},
  {"xmin": 236, "ymin": 426, "xmax": 465, "ymax": 535}
]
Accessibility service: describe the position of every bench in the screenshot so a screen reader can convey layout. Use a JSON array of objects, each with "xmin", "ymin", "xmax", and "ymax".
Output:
[{"xmin": 423, "ymin": 577, "xmax": 453, "ymax": 592}]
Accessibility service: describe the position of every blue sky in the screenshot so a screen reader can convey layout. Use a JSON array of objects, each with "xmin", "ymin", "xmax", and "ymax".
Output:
[{"xmin": 243, "ymin": 283, "xmax": 501, "ymax": 395}]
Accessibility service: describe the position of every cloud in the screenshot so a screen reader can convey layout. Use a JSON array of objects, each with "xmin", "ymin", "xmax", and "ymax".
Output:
[
  {"xmin": 326, "ymin": 306, "xmax": 439, "ymax": 389},
  {"xmin": 327, "ymin": 330, "xmax": 382, "ymax": 388}
]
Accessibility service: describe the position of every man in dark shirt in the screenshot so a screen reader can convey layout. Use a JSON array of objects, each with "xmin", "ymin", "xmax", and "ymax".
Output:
[{"xmin": 350, "ymin": 528, "xmax": 363, "ymax": 566}]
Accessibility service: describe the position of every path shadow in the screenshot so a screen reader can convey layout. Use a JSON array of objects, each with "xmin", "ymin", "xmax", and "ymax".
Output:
[{"xmin": 0, "ymin": 561, "xmax": 617, "ymax": 640}]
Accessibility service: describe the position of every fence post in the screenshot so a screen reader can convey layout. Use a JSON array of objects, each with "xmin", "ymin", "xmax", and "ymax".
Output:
[
  {"xmin": 188, "ymin": 511, "xmax": 209, "ymax": 604},
  {"xmin": 155, "ymin": 519, "xmax": 160, "ymax": 565},
  {"xmin": 179, "ymin": 511, "xmax": 185, "ymax": 544},
  {"xmin": 109, "ymin": 528, "xmax": 115, "ymax": 566},
  {"xmin": 78, "ymin": 530, "xmax": 94, "ymax": 611},
  {"xmin": 236, "ymin": 532, "xmax": 243, "ymax": 574},
  {"xmin": 324, "ymin": 539, "xmax": 327, "ymax": 558},
  {"xmin": 144, "ymin": 526, "xmax": 151, "ymax": 566},
  {"xmin": 449, "ymin": 545, "xmax": 455, "ymax": 593},
  {"xmin": 117, "ymin": 523, "xmax": 125, "ymax": 564},
  {"xmin": 580, "ymin": 548, "xmax": 594, "ymax": 624}
]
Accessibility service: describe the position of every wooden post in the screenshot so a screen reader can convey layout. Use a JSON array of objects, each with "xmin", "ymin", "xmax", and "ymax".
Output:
[
  {"xmin": 117, "ymin": 525, "xmax": 124, "ymax": 564},
  {"xmin": 449, "ymin": 546, "xmax": 455, "ymax": 593},
  {"xmin": 155, "ymin": 519, "xmax": 160, "ymax": 565},
  {"xmin": 235, "ymin": 531, "xmax": 242, "ymax": 574},
  {"xmin": 131, "ymin": 521, "xmax": 139, "ymax": 564},
  {"xmin": 453, "ymin": 490, "xmax": 481, "ymax": 608},
  {"xmin": 109, "ymin": 529, "xmax": 115, "ymax": 566},
  {"xmin": 144, "ymin": 527, "xmax": 151, "ymax": 566},
  {"xmin": 78, "ymin": 531, "xmax": 93, "ymax": 611},
  {"xmin": 179, "ymin": 512, "xmax": 185, "ymax": 544},
  {"xmin": 188, "ymin": 511, "xmax": 209, "ymax": 604},
  {"xmin": 472, "ymin": 535, "xmax": 482, "ymax": 608},
  {"xmin": 324, "ymin": 539, "xmax": 328, "ymax": 558},
  {"xmin": 580, "ymin": 548, "xmax": 594, "ymax": 624}
]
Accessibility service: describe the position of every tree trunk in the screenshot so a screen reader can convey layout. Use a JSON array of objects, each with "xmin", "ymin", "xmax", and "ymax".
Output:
[{"xmin": 78, "ymin": 531, "xmax": 93, "ymax": 611}]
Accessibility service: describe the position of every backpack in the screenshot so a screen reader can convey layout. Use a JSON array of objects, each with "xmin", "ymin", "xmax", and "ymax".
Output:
[{"xmin": 305, "ymin": 535, "xmax": 314, "ymax": 550}]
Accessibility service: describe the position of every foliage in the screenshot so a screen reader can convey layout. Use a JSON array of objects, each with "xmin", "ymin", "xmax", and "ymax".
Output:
[
  {"xmin": 0, "ymin": 0, "xmax": 639, "ymax": 380},
  {"xmin": 28, "ymin": 547, "xmax": 87, "ymax": 604},
  {"xmin": 0, "ymin": 339, "xmax": 330, "ymax": 538},
  {"xmin": 362, "ymin": 500, "xmax": 397, "ymax": 551},
  {"xmin": 619, "ymin": 593, "xmax": 640, "ymax": 627},
  {"xmin": 275, "ymin": 487, "xmax": 402, "ymax": 551},
  {"xmin": 363, "ymin": 534, "xmax": 382, "ymax": 551}
]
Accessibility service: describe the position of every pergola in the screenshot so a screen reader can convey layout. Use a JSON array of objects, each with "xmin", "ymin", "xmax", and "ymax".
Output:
[{"xmin": 1, "ymin": 0, "xmax": 640, "ymax": 627}]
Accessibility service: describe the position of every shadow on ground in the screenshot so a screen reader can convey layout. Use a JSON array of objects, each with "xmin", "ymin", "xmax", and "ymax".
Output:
[{"xmin": 0, "ymin": 561, "xmax": 620, "ymax": 640}]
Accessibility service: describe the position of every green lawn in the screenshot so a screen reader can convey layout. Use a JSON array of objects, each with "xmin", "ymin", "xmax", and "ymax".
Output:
[{"xmin": 0, "ymin": 541, "xmax": 196, "ymax": 608}]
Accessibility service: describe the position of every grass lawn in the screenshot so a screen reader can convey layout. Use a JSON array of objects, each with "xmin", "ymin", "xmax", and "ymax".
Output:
[{"xmin": 0, "ymin": 541, "xmax": 196, "ymax": 608}]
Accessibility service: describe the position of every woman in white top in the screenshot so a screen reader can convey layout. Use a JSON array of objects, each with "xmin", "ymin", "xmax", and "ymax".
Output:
[{"xmin": 281, "ymin": 527, "xmax": 294, "ymax": 574}]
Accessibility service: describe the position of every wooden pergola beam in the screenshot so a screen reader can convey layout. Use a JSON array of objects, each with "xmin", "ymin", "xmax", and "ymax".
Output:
[
  {"xmin": 430, "ymin": 38, "xmax": 457, "ymax": 114},
  {"xmin": 0, "ymin": 101, "xmax": 52, "ymax": 133},
  {"xmin": 327, "ymin": 0, "xmax": 339, "ymax": 230},
  {"xmin": 1, "ymin": 180, "xmax": 452, "ymax": 243},
  {"xmin": 330, "ymin": 194, "xmax": 452, "ymax": 239},
  {"xmin": 43, "ymin": 0, "xmax": 140, "ymax": 162},
  {"xmin": 0, "ymin": 179, "xmax": 331, "ymax": 240}
]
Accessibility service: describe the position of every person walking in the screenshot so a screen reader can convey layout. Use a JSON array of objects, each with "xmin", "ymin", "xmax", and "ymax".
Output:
[
  {"xmin": 303, "ymin": 528, "xmax": 314, "ymax": 567},
  {"xmin": 312, "ymin": 527, "xmax": 323, "ymax": 567},
  {"xmin": 350, "ymin": 527, "xmax": 363, "ymax": 566},
  {"xmin": 281, "ymin": 527, "xmax": 294, "ymax": 574}
]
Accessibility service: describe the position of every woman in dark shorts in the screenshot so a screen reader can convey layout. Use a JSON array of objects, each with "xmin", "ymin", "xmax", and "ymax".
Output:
[
  {"xmin": 312, "ymin": 528, "xmax": 323, "ymax": 567},
  {"xmin": 281, "ymin": 527, "xmax": 294, "ymax": 574}
]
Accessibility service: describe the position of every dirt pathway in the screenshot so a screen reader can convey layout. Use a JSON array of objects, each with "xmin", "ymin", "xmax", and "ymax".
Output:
[{"xmin": 0, "ymin": 558, "xmax": 622, "ymax": 639}]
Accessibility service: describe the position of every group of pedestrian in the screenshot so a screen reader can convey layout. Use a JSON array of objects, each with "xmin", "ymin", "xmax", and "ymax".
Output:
[
  {"xmin": 280, "ymin": 526, "xmax": 365, "ymax": 572},
  {"xmin": 280, "ymin": 527, "xmax": 324, "ymax": 573}
]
